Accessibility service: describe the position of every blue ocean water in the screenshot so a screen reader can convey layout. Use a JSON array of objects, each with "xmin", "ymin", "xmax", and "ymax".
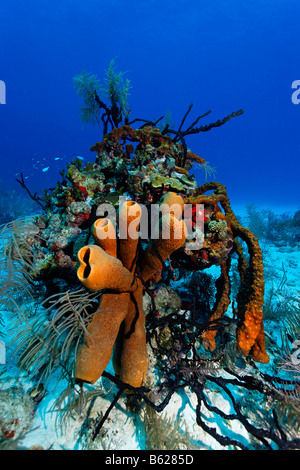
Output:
[{"xmin": 0, "ymin": 0, "xmax": 299, "ymax": 211}]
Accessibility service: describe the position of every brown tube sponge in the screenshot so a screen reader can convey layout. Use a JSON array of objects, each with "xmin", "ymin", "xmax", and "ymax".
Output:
[
  {"xmin": 77, "ymin": 244, "xmax": 138, "ymax": 292},
  {"xmin": 117, "ymin": 200, "xmax": 142, "ymax": 272},
  {"xmin": 185, "ymin": 182, "xmax": 269, "ymax": 364},
  {"xmin": 75, "ymin": 193, "xmax": 188, "ymax": 388},
  {"xmin": 92, "ymin": 218, "xmax": 117, "ymax": 258},
  {"xmin": 140, "ymin": 213, "xmax": 187, "ymax": 282},
  {"xmin": 112, "ymin": 200, "xmax": 142, "ymax": 377},
  {"xmin": 119, "ymin": 283, "xmax": 149, "ymax": 388},
  {"xmin": 159, "ymin": 191, "xmax": 184, "ymax": 220},
  {"xmin": 74, "ymin": 292, "xmax": 130, "ymax": 383}
]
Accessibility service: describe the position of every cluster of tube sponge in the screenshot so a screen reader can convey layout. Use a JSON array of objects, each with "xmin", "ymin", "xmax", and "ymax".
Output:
[{"xmin": 75, "ymin": 192, "xmax": 187, "ymax": 387}]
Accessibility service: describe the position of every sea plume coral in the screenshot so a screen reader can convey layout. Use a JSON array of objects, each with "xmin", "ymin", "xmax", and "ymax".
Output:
[
  {"xmin": 0, "ymin": 219, "xmax": 39, "ymax": 319},
  {"xmin": 73, "ymin": 58, "xmax": 131, "ymax": 135}
]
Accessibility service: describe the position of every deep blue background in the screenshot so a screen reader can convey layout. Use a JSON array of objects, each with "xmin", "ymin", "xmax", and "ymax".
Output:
[{"xmin": 0, "ymin": 0, "xmax": 299, "ymax": 212}]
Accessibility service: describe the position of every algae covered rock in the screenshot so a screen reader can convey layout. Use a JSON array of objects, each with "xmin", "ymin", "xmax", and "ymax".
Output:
[
  {"xmin": 143, "ymin": 286, "xmax": 182, "ymax": 316},
  {"xmin": 0, "ymin": 386, "xmax": 35, "ymax": 440}
]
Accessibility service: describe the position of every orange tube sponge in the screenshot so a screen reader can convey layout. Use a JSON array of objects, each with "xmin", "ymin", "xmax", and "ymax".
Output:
[
  {"xmin": 120, "ymin": 207, "xmax": 187, "ymax": 388},
  {"xmin": 75, "ymin": 195, "xmax": 187, "ymax": 388},
  {"xmin": 159, "ymin": 191, "xmax": 184, "ymax": 221},
  {"xmin": 119, "ymin": 283, "xmax": 149, "ymax": 388},
  {"xmin": 116, "ymin": 199, "xmax": 187, "ymax": 388},
  {"xmin": 112, "ymin": 200, "xmax": 143, "ymax": 378},
  {"xmin": 249, "ymin": 320, "xmax": 269, "ymax": 363},
  {"xmin": 140, "ymin": 213, "xmax": 187, "ymax": 282},
  {"xmin": 232, "ymin": 230, "xmax": 269, "ymax": 364},
  {"xmin": 74, "ymin": 292, "xmax": 130, "ymax": 383},
  {"xmin": 186, "ymin": 182, "xmax": 269, "ymax": 364},
  {"xmin": 228, "ymin": 234, "xmax": 270, "ymax": 363},
  {"xmin": 77, "ymin": 245, "xmax": 138, "ymax": 292},
  {"xmin": 92, "ymin": 218, "xmax": 117, "ymax": 258},
  {"xmin": 118, "ymin": 200, "xmax": 142, "ymax": 272}
]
